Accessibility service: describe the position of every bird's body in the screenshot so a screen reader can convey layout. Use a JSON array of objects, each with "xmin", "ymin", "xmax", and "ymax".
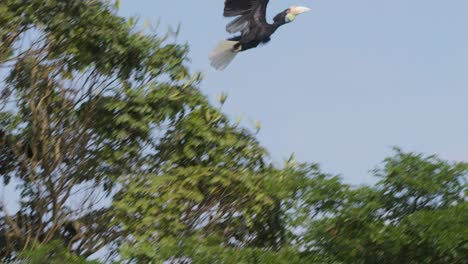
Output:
[
  {"xmin": 209, "ymin": 0, "xmax": 310, "ymax": 70},
  {"xmin": 225, "ymin": 0, "xmax": 277, "ymax": 51},
  {"xmin": 227, "ymin": 24, "xmax": 275, "ymax": 51}
]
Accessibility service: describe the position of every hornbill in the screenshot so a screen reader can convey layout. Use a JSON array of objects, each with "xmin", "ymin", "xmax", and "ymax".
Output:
[{"xmin": 209, "ymin": 0, "xmax": 311, "ymax": 70}]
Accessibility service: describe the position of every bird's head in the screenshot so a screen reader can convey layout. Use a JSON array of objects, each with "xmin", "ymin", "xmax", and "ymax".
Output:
[{"xmin": 285, "ymin": 6, "xmax": 311, "ymax": 23}]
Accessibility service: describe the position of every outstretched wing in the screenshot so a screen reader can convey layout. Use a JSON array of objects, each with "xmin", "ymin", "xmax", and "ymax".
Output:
[{"xmin": 223, "ymin": 0, "xmax": 270, "ymax": 35}]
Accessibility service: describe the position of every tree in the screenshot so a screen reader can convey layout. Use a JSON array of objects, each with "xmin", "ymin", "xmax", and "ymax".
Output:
[
  {"xmin": 19, "ymin": 241, "xmax": 99, "ymax": 264},
  {"xmin": 0, "ymin": 0, "xmax": 204, "ymax": 260},
  {"xmin": 302, "ymin": 150, "xmax": 468, "ymax": 264},
  {"xmin": 0, "ymin": 0, "xmax": 296, "ymax": 262},
  {"xmin": 1, "ymin": 1, "xmax": 466, "ymax": 263}
]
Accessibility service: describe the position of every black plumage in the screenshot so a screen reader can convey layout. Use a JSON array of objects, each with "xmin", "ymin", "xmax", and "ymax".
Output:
[
  {"xmin": 209, "ymin": 0, "xmax": 310, "ymax": 70},
  {"xmin": 224, "ymin": 0, "xmax": 281, "ymax": 51}
]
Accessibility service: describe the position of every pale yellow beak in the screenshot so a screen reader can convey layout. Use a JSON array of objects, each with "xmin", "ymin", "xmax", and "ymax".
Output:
[{"xmin": 290, "ymin": 6, "xmax": 311, "ymax": 16}]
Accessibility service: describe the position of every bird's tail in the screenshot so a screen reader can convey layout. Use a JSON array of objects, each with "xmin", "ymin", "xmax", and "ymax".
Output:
[{"xmin": 209, "ymin": 40, "xmax": 240, "ymax": 70}]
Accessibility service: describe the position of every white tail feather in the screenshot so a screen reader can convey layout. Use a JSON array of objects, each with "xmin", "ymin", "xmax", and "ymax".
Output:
[{"xmin": 209, "ymin": 40, "xmax": 239, "ymax": 70}]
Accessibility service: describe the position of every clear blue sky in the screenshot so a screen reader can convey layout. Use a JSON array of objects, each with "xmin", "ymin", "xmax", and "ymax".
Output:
[
  {"xmin": 1, "ymin": 0, "xmax": 467, "ymax": 216},
  {"xmin": 119, "ymin": 0, "xmax": 468, "ymax": 184}
]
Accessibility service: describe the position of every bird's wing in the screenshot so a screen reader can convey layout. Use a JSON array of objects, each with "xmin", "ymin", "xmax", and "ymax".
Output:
[{"xmin": 223, "ymin": 0, "xmax": 269, "ymax": 34}]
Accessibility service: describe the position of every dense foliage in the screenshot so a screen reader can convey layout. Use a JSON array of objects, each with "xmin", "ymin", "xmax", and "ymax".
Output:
[{"xmin": 1, "ymin": 1, "xmax": 466, "ymax": 263}]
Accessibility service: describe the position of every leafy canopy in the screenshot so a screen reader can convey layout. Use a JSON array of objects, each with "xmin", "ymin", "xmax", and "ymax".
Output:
[{"xmin": 0, "ymin": 1, "xmax": 466, "ymax": 263}]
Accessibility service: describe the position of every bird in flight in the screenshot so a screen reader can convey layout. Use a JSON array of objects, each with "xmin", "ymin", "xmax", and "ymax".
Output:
[{"xmin": 209, "ymin": 0, "xmax": 311, "ymax": 70}]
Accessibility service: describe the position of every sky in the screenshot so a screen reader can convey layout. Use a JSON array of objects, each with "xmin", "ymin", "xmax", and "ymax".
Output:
[
  {"xmin": 0, "ymin": 0, "xmax": 466, "ymax": 238},
  {"xmin": 117, "ymin": 0, "xmax": 468, "ymax": 184},
  {"xmin": 0, "ymin": 2, "xmax": 465, "ymax": 258}
]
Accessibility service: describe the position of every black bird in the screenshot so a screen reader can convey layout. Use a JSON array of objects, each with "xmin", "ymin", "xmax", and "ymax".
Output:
[{"xmin": 209, "ymin": 0, "xmax": 311, "ymax": 70}]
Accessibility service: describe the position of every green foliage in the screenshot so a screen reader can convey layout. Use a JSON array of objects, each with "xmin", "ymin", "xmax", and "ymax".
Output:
[
  {"xmin": 112, "ymin": 105, "xmax": 278, "ymax": 262},
  {"xmin": 0, "ymin": 0, "xmax": 202, "ymax": 261},
  {"xmin": 377, "ymin": 149, "xmax": 468, "ymax": 220},
  {"xmin": 19, "ymin": 241, "xmax": 99, "ymax": 264},
  {"xmin": 303, "ymin": 151, "xmax": 468, "ymax": 264},
  {"xmin": 1, "ymin": 1, "xmax": 466, "ymax": 263}
]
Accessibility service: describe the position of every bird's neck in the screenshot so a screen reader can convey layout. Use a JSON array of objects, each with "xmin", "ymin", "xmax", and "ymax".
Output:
[
  {"xmin": 272, "ymin": 20, "xmax": 287, "ymax": 30},
  {"xmin": 272, "ymin": 10, "xmax": 289, "ymax": 29}
]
